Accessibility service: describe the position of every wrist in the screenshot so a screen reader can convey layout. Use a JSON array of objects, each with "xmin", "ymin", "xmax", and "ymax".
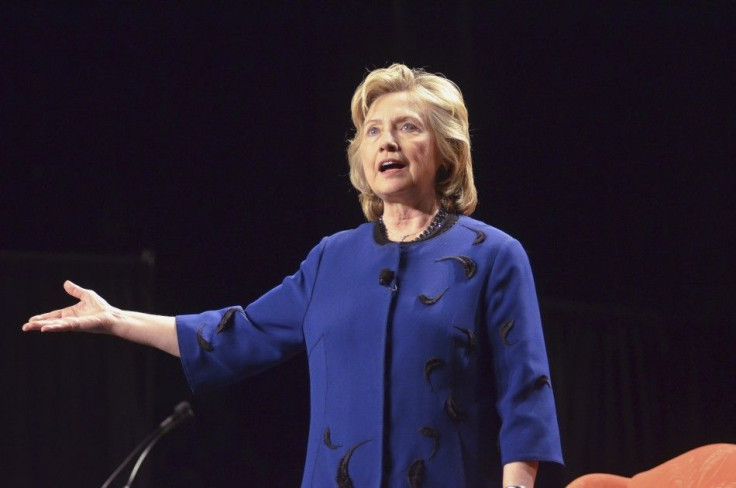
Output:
[{"xmin": 107, "ymin": 307, "xmax": 127, "ymax": 336}]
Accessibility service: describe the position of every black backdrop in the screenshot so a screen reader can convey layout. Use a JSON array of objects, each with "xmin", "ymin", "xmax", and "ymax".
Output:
[
  {"xmin": 3, "ymin": 4, "xmax": 734, "ymax": 487},
  {"xmin": 1, "ymin": 251, "xmax": 160, "ymax": 487}
]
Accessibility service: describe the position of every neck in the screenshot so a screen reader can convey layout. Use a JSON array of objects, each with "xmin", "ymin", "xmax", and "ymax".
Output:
[{"xmin": 380, "ymin": 201, "xmax": 441, "ymax": 242}]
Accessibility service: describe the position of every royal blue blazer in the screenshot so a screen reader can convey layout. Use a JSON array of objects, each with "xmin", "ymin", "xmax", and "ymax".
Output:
[{"xmin": 177, "ymin": 216, "xmax": 563, "ymax": 487}]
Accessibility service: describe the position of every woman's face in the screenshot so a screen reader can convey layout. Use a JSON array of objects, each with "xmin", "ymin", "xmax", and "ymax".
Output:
[{"xmin": 359, "ymin": 91, "xmax": 440, "ymax": 209}]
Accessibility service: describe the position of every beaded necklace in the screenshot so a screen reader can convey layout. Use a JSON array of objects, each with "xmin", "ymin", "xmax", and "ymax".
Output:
[{"xmin": 379, "ymin": 208, "xmax": 449, "ymax": 243}]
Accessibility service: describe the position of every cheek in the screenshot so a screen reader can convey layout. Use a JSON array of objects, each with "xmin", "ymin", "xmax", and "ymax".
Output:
[
  {"xmin": 418, "ymin": 140, "xmax": 438, "ymax": 169},
  {"xmin": 359, "ymin": 146, "xmax": 374, "ymax": 175}
]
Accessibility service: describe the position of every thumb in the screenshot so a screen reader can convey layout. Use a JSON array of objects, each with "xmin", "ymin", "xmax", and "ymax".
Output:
[{"xmin": 63, "ymin": 280, "xmax": 85, "ymax": 299}]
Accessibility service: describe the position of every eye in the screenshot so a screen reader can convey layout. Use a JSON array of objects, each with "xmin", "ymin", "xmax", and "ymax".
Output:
[
  {"xmin": 401, "ymin": 122, "xmax": 419, "ymax": 131},
  {"xmin": 366, "ymin": 126, "xmax": 379, "ymax": 136}
]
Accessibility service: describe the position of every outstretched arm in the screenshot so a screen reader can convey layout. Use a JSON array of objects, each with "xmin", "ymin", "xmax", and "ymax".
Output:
[{"xmin": 22, "ymin": 280, "xmax": 180, "ymax": 357}]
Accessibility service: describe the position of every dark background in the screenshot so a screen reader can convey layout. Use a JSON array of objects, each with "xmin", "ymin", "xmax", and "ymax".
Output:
[{"xmin": 2, "ymin": 3, "xmax": 734, "ymax": 487}]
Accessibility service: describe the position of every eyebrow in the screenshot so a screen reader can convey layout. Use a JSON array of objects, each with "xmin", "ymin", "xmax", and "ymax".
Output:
[{"xmin": 364, "ymin": 115, "xmax": 423, "ymax": 126}]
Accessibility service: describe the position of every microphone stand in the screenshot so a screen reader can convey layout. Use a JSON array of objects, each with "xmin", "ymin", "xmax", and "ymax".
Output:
[
  {"xmin": 101, "ymin": 401, "xmax": 194, "ymax": 488},
  {"xmin": 122, "ymin": 427, "xmax": 166, "ymax": 488}
]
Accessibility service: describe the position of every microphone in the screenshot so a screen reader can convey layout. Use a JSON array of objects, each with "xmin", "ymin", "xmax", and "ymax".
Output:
[
  {"xmin": 379, "ymin": 268, "xmax": 395, "ymax": 286},
  {"xmin": 101, "ymin": 401, "xmax": 195, "ymax": 488},
  {"xmin": 159, "ymin": 401, "xmax": 194, "ymax": 434}
]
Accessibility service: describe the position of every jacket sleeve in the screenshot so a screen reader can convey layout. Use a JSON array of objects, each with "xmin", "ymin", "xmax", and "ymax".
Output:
[
  {"xmin": 485, "ymin": 237, "xmax": 564, "ymax": 466},
  {"xmin": 176, "ymin": 238, "xmax": 326, "ymax": 394}
]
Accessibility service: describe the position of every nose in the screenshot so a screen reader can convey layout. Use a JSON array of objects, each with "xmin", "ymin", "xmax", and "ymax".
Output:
[{"xmin": 379, "ymin": 130, "xmax": 399, "ymax": 152}]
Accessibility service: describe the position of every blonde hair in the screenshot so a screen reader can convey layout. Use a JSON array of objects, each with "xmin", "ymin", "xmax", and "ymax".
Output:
[{"xmin": 347, "ymin": 63, "xmax": 477, "ymax": 221}]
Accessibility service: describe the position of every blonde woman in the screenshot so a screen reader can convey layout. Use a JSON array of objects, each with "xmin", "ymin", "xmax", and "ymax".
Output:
[{"xmin": 24, "ymin": 64, "xmax": 563, "ymax": 487}]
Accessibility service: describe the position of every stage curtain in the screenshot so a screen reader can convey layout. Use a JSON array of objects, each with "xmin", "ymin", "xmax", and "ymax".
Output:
[
  {"xmin": 542, "ymin": 298, "xmax": 735, "ymax": 484},
  {"xmin": 2, "ymin": 251, "xmax": 157, "ymax": 487}
]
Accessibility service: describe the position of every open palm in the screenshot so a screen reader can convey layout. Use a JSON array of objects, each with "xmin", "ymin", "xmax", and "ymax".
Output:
[{"xmin": 22, "ymin": 280, "xmax": 117, "ymax": 333}]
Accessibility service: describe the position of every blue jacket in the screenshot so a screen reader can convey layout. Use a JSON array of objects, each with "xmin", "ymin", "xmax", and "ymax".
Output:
[{"xmin": 177, "ymin": 216, "xmax": 563, "ymax": 487}]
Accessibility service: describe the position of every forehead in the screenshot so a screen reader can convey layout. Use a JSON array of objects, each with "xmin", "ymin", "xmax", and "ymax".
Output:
[{"xmin": 365, "ymin": 91, "xmax": 427, "ymax": 121}]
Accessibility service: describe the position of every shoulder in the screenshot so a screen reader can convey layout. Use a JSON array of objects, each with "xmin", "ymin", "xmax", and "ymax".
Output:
[
  {"xmin": 289, "ymin": 222, "xmax": 375, "ymax": 275},
  {"xmin": 450, "ymin": 216, "xmax": 533, "ymax": 269},
  {"xmin": 304, "ymin": 222, "xmax": 375, "ymax": 260},
  {"xmin": 454, "ymin": 216, "xmax": 521, "ymax": 248},
  {"xmin": 321, "ymin": 221, "xmax": 374, "ymax": 245}
]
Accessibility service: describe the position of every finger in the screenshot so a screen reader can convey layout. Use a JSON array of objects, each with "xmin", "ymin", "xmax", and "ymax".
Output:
[
  {"xmin": 22, "ymin": 319, "xmax": 63, "ymax": 331},
  {"xmin": 63, "ymin": 280, "xmax": 86, "ymax": 299},
  {"xmin": 28, "ymin": 309, "xmax": 65, "ymax": 321},
  {"xmin": 41, "ymin": 321, "xmax": 75, "ymax": 332},
  {"xmin": 22, "ymin": 321, "xmax": 42, "ymax": 331},
  {"xmin": 36, "ymin": 318, "xmax": 82, "ymax": 332}
]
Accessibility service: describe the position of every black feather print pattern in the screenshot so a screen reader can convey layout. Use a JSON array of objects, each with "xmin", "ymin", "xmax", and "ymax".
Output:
[
  {"xmin": 424, "ymin": 358, "xmax": 445, "ymax": 392},
  {"xmin": 535, "ymin": 375, "xmax": 551, "ymax": 390},
  {"xmin": 499, "ymin": 320, "xmax": 517, "ymax": 346},
  {"xmin": 336, "ymin": 439, "xmax": 371, "ymax": 488},
  {"xmin": 196, "ymin": 325, "xmax": 214, "ymax": 351},
  {"xmin": 461, "ymin": 224, "xmax": 486, "ymax": 244},
  {"xmin": 453, "ymin": 326, "xmax": 476, "ymax": 355},
  {"xmin": 418, "ymin": 427, "xmax": 440, "ymax": 459},
  {"xmin": 323, "ymin": 427, "xmax": 341, "ymax": 450},
  {"xmin": 444, "ymin": 393, "xmax": 467, "ymax": 423},
  {"xmin": 215, "ymin": 307, "xmax": 240, "ymax": 333},
  {"xmin": 417, "ymin": 288, "xmax": 448, "ymax": 305},
  {"xmin": 407, "ymin": 459, "xmax": 426, "ymax": 488},
  {"xmin": 435, "ymin": 255, "xmax": 477, "ymax": 279}
]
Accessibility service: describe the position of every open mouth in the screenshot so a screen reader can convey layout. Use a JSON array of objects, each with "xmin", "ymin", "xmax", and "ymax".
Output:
[{"xmin": 379, "ymin": 160, "xmax": 406, "ymax": 172}]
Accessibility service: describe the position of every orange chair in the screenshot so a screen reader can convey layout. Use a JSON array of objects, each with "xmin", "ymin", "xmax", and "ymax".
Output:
[{"xmin": 567, "ymin": 443, "xmax": 736, "ymax": 487}]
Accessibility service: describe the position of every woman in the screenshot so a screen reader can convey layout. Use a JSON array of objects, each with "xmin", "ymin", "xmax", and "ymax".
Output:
[{"xmin": 23, "ymin": 64, "xmax": 563, "ymax": 487}]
